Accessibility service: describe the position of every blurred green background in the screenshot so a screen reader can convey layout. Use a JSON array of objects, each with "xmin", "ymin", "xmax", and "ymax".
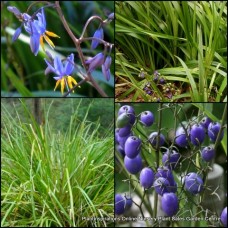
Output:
[
  {"xmin": 1, "ymin": 1, "xmax": 114, "ymax": 97},
  {"xmin": 2, "ymin": 98, "xmax": 114, "ymax": 136}
]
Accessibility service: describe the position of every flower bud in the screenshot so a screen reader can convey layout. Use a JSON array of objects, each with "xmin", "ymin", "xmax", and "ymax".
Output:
[
  {"xmin": 7, "ymin": 6, "xmax": 21, "ymax": 16},
  {"xmin": 12, "ymin": 26, "xmax": 22, "ymax": 42},
  {"xmin": 85, "ymin": 52, "xmax": 105, "ymax": 72},
  {"xmin": 91, "ymin": 28, "xmax": 104, "ymax": 49}
]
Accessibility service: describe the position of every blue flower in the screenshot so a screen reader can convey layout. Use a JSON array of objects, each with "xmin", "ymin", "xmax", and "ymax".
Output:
[
  {"xmin": 91, "ymin": 27, "xmax": 104, "ymax": 49},
  {"xmin": 8, "ymin": 6, "xmax": 59, "ymax": 56},
  {"xmin": 108, "ymin": 12, "xmax": 114, "ymax": 20},
  {"xmin": 102, "ymin": 56, "xmax": 112, "ymax": 81},
  {"xmin": 28, "ymin": 8, "xmax": 60, "ymax": 55},
  {"xmin": 85, "ymin": 52, "xmax": 105, "ymax": 72},
  {"xmin": 44, "ymin": 53, "xmax": 79, "ymax": 94}
]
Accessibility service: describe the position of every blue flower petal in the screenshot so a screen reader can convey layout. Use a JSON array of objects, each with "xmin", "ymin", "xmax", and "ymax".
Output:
[
  {"xmin": 30, "ymin": 33, "xmax": 40, "ymax": 56},
  {"xmin": 44, "ymin": 59, "xmax": 58, "ymax": 74},
  {"xmin": 102, "ymin": 64, "xmax": 111, "ymax": 81},
  {"xmin": 54, "ymin": 56, "xmax": 64, "ymax": 76},
  {"xmin": 12, "ymin": 27, "xmax": 22, "ymax": 42},
  {"xmin": 64, "ymin": 53, "xmax": 74, "ymax": 75},
  {"xmin": 87, "ymin": 52, "xmax": 105, "ymax": 72},
  {"xmin": 91, "ymin": 28, "xmax": 104, "ymax": 49}
]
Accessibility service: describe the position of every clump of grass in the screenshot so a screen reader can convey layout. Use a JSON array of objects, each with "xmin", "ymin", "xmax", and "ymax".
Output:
[{"xmin": 1, "ymin": 99, "xmax": 114, "ymax": 227}]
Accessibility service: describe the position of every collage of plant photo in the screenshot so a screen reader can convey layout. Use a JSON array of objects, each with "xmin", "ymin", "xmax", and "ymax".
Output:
[{"xmin": 1, "ymin": 1, "xmax": 227, "ymax": 228}]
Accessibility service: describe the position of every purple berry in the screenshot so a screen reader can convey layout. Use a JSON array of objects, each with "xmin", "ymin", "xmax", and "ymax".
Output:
[
  {"xmin": 162, "ymin": 150, "xmax": 180, "ymax": 170},
  {"xmin": 184, "ymin": 172, "xmax": 203, "ymax": 194},
  {"xmin": 175, "ymin": 126, "xmax": 188, "ymax": 147},
  {"xmin": 190, "ymin": 124, "xmax": 205, "ymax": 146},
  {"xmin": 220, "ymin": 207, "xmax": 227, "ymax": 227},
  {"xmin": 139, "ymin": 167, "xmax": 154, "ymax": 189},
  {"xmin": 118, "ymin": 105, "xmax": 135, "ymax": 116},
  {"xmin": 124, "ymin": 154, "xmax": 143, "ymax": 174},
  {"xmin": 159, "ymin": 77, "xmax": 166, "ymax": 84},
  {"xmin": 154, "ymin": 177, "xmax": 171, "ymax": 196},
  {"xmin": 140, "ymin": 111, "xmax": 154, "ymax": 127},
  {"xmin": 148, "ymin": 132, "xmax": 165, "ymax": 147},
  {"xmin": 116, "ymin": 133, "xmax": 132, "ymax": 148},
  {"xmin": 208, "ymin": 122, "xmax": 224, "ymax": 142},
  {"xmin": 117, "ymin": 124, "xmax": 132, "ymax": 137},
  {"xmin": 155, "ymin": 167, "xmax": 174, "ymax": 182},
  {"xmin": 116, "ymin": 145, "xmax": 125, "ymax": 157},
  {"xmin": 200, "ymin": 116, "xmax": 212, "ymax": 129},
  {"xmin": 161, "ymin": 193, "xmax": 179, "ymax": 216},
  {"xmin": 125, "ymin": 197, "xmax": 133, "ymax": 210},
  {"xmin": 115, "ymin": 194, "xmax": 125, "ymax": 215},
  {"xmin": 201, "ymin": 145, "xmax": 215, "ymax": 162},
  {"xmin": 124, "ymin": 136, "xmax": 141, "ymax": 158}
]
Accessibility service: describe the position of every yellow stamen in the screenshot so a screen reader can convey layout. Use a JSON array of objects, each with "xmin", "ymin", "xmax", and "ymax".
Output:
[
  {"xmin": 54, "ymin": 80, "xmax": 61, "ymax": 91},
  {"xmin": 43, "ymin": 34, "xmax": 55, "ymax": 49},
  {"xmin": 45, "ymin": 30, "xmax": 60, "ymax": 38},
  {"xmin": 61, "ymin": 78, "xmax": 65, "ymax": 94},
  {"xmin": 40, "ymin": 36, "xmax": 45, "ymax": 51}
]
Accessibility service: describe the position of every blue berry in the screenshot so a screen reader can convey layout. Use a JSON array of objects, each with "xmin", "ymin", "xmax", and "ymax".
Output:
[
  {"xmin": 200, "ymin": 116, "xmax": 212, "ymax": 129},
  {"xmin": 115, "ymin": 194, "xmax": 125, "ymax": 215},
  {"xmin": 155, "ymin": 167, "xmax": 177, "ymax": 193},
  {"xmin": 116, "ymin": 145, "xmax": 125, "ymax": 157},
  {"xmin": 161, "ymin": 193, "xmax": 179, "ymax": 216},
  {"xmin": 116, "ymin": 132, "xmax": 132, "ymax": 148},
  {"xmin": 184, "ymin": 172, "xmax": 203, "ymax": 194},
  {"xmin": 140, "ymin": 111, "xmax": 154, "ymax": 127},
  {"xmin": 125, "ymin": 197, "xmax": 133, "ymax": 210},
  {"xmin": 175, "ymin": 126, "xmax": 188, "ymax": 147},
  {"xmin": 190, "ymin": 124, "xmax": 205, "ymax": 146},
  {"xmin": 220, "ymin": 207, "xmax": 227, "ymax": 227},
  {"xmin": 148, "ymin": 132, "xmax": 165, "ymax": 147},
  {"xmin": 208, "ymin": 122, "xmax": 224, "ymax": 142},
  {"xmin": 154, "ymin": 177, "xmax": 171, "ymax": 196},
  {"xmin": 124, "ymin": 154, "xmax": 143, "ymax": 174},
  {"xmin": 124, "ymin": 136, "xmax": 141, "ymax": 158},
  {"xmin": 162, "ymin": 149, "xmax": 180, "ymax": 170},
  {"xmin": 117, "ymin": 124, "xmax": 132, "ymax": 137},
  {"xmin": 139, "ymin": 167, "xmax": 154, "ymax": 189},
  {"xmin": 201, "ymin": 145, "xmax": 215, "ymax": 162}
]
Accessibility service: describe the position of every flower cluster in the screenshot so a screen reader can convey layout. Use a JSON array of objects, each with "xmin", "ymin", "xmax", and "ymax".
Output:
[
  {"xmin": 7, "ymin": 4, "xmax": 114, "ymax": 95},
  {"xmin": 85, "ymin": 17, "xmax": 113, "ymax": 82}
]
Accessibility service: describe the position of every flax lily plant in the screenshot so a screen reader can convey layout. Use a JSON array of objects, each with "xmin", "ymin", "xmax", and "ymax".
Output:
[{"xmin": 115, "ymin": 1, "xmax": 227, "ymax": 102}]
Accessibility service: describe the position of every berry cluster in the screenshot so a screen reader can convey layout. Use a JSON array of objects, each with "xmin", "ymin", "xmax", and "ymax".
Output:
[
  {"xmin": 115, "ymin": 104, "xmax": 226, "ymax": 223},
  {"xmin": 142, "ymin": 70, "xmax": 181, "ymax": 101},
  {"xmin": 175, "ymin": 116, "xmax": 224, "ymax": 162}
]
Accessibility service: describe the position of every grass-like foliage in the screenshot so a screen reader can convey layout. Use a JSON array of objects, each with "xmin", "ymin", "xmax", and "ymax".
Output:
[
  {"xmin": 115, "ymin": 1, "xmax": 227, "ymax": 102},
  {"xmin": 1, "ymin": 99, "xmax": 114, "ymax": 227}
]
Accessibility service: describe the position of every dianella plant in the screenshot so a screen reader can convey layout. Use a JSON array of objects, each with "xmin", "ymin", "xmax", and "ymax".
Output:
[
  {"xmin": 1, "ymin": 98, "xmax": 114, "ymax": 227},
  {"xmin": 115, "ymin": 1, "xmax": 227, "ymax": 102},
  {"xmin": 2, "ymin": 1, "xmax": 114, "ymax": 97}
]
